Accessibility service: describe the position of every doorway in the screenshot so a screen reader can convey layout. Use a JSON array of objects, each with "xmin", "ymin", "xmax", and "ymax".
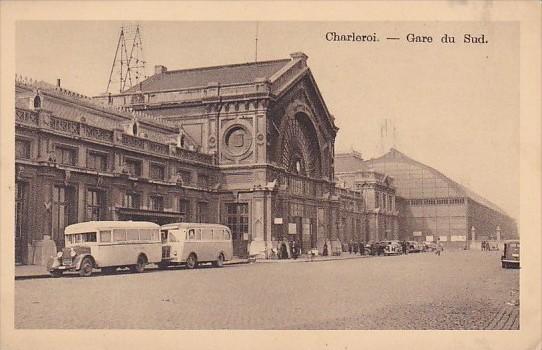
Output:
[{"xmin": 15, "ymin": 182, "xmax": 28, "ymax": 264}]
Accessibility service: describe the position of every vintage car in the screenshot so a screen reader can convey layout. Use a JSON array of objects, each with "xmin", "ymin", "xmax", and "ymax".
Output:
[
  {"xmin": 501, "ymin": 240, "xmax": 520, "ymax": 269},
  {"xmin": 382, "ymin": 240, "xmax": 402, "ymax": 256},
  {"xmin": 407, "ymin": 241, "xmax": 423, "ymax": 253}
]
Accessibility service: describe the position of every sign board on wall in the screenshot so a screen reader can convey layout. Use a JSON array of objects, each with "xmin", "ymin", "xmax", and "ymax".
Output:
[
  {"xmin": 425, "ymin": 235, "xmax": 433, "ymax": 242},
  {"xmin": 413, "ymin": 231, "xmax": 422, "ymax": 237},
  {"xmin": 439, "ymin": 235, "xmax": 448, "ymax": 241},
  {"xmin": 288, "ymin": 223, "xmax": 297, "ymax": 235},
  {"xmin": 274, "ymin": 218, "xmax": 283, "ymax": 224}
]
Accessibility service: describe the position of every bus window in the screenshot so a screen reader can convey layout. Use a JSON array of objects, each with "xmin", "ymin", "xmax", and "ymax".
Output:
[
  {"xmin": 140, "ymin": 229, "xmax": 152, "ymax": 241},
  {"xmin": 114, "ymin": 229, "xmax": 126, "ymax": 242},
  {"xmin": 160, "ymin": 230, "xmax": 168, "ymax": 243},
  {"xmin": 126, "ymin": 229, "xmax": 139, "ymax": 241},
  {"xmin": 202, "ymin": 229, "xmax": 212, "ymax": 241},
  {"xmin": 82, "ymin": 232, "xmax": 97, "ymax": 242},
  {"xmin": 100, "ymin": 230, "xmax": 111, "ymax": 243},
  {"xmin": 188, "ymin": 229, "xmax": 196, "ymax": 240},
  {"xmin": 224, "ymin": 229, "xmax": 231, "ymax": 240},
  {"xmin": 169, "ymin": 231, "xmax": 178, "ymax": 242},
  {"xmin": 214, "ymin": 229, "xmax": 224, "ymax": 240},
  {"xmin": 196, "ymin": 229, "xmax": 202, "ymax": 240}
]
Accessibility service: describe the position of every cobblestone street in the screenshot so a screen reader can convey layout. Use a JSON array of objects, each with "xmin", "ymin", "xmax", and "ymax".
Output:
[{"xmin": 15, "ymin": 250, "xmax": 519, "ymax": 329}]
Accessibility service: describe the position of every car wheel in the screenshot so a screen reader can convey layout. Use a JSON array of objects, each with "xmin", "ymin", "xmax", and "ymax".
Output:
[
  {"xmin": 79, "ymin": 258, "xmax": 93, "ymax": 277},
  {"xmin": 213, "ymin": 253, "xmax": 225, "ymax": 268},
  {"xmin": 186, "ymin": 253, "xmax": 198, "ymax": 269},
  {"xmin": 132, "ymin": 255, "xmax": 147, "ymax": 273}
]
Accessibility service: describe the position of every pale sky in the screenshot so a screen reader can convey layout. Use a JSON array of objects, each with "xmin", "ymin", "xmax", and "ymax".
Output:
[{"xmin": 15, "ymin": 21, "xmax": 519, "ymax": 219}]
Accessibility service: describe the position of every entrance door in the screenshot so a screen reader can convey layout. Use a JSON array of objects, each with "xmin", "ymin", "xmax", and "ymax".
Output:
[
  {"xmin": 15, "ymin": 182, "xmax": 28, "ymax": 264},
  {"xmin": 225, "ymin": 203, "xmax": 249, "ymax": 257},
  {"xmin": 53, "ymin": 185, "xmax": 76, "ymax": 250}
]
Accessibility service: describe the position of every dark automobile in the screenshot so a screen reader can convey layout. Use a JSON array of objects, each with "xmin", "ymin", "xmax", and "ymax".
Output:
[{"xmin": 501, "ymin": 240, "xmax": 520, "ymax": 268}]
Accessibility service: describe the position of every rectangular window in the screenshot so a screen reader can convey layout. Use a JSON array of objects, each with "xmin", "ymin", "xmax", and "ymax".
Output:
[
  {"xmin": 198, "ymin": 174, "xmax": 209, "ymax": 188},
  {"xmin": 179, "ymin": 199, "xmax": 190, "ymax": 220},
  {"xmin": 123, "ymin": 192, "xmax": 140, "ymax": 209},
  {"xmin": 177, "ymin": 169, "xmax": 192, "ymax": 185},
  {"xmin": 126, "ymin": 229, "xmax": 139, "ymax": 241},
  {"xmin": 140, "ymin": 230, "xmax": 152, "ymax": 241},
  {"xmin": 213, "ymin": 229, "xmax": 224, "ymax": 240},
  {"xmin": 55, "ymin": 146, "xmax": 76, "ymax": 166},
  {"xmin": 124, "ymin": 158, "xmax": 142, "ymax": 177},
  {"xmin": 150, "ymin": 163, "xmax": 165, "ymax": 180},
  {"xmin": 88, "ymin": 151, "xmax": 107, "ymax": 171},
  {"xmin": 196, "ymin": 202, "xmax": 208, "ymax": 223},
  {"xmin": 113, "ymin": 229, "xmax": 126, "ymax": 242},
  {"xmin": 150, "ymin": 196, "xmax": 164, "ymax": 211},
  {"xmin": 86, "ymin": 189, "xmax": 105, "ymax": 221},
  {"xmin": 202, "ymin": 229, "xmax": 213, "ymax": 240},
  {"xmin": 15, "ymin": 139, "xmax": 31, "ymax": 159},
  {"xmin": 100, "ymin": 230, "xmax": 111, "ymax": 243}
]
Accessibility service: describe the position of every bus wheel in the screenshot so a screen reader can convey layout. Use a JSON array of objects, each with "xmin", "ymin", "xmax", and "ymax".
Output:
[
  {"xmin": 213, "ymin": 253, "xmax": 225, "ymax": 268},
  {"xmin": 79, "ymin": 258, "xmax": 93, "ymax": 277},
  {"xmin": 132, "ymin": 255, "xmax": 147, "ymax": 273},
  {"xmin": 186, "ymin": 254, "xmax": 198, "ymax": 269}
]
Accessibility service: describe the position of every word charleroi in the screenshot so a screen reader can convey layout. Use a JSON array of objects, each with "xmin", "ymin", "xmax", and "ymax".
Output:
[{"xmin": 325, "ymin": 32, "xmax": 379, "ymax": 42}]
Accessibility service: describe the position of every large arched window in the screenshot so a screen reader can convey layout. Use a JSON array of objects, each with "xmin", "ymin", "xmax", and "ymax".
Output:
[{"xmin": 278, "ymin": 112, "xmax": 322, "ymax": 178}]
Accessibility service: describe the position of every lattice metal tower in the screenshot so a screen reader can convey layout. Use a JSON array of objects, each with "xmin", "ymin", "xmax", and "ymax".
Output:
[{"xmin": 106, "ymin": 24, "xmax": 147, "ymax": 93}]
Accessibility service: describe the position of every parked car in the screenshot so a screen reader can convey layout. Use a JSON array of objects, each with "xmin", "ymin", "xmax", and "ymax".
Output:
[
  {"xmin": 501, "ymin": 240, "xmax": 520, "ymax": 268},
  {"xmin": 382, "ymin": 240, "xmax": 402, "ymax": 256},
  {"xmin": 407, "ymin": 241, "xmax": 423, "ymax": 253},
  {"xmin": 423, "ymin": 241, "xmax": 437, "ymax": 252}
]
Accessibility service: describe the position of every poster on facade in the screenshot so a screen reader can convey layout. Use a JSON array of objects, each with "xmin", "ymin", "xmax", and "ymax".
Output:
[
  {"xmin": 288, "ymin": 223, "xmax": 297, "ymax": 235},
  {"xmin": 1, "ymin": 2, "xmax": 540, "ymax": 350}
]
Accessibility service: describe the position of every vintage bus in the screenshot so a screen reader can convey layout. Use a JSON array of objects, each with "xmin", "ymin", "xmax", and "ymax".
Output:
[
  {"xmin": 47, "ymin": 221, "xmax": 162, "ymax": 277},
  {"xmin": 159, "ymin": 223, "xmax": 233, "ymax": 269}
]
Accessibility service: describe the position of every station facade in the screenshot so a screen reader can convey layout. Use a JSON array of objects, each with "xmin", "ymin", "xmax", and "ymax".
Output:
[{"xmin": 15, "ymin": 53, "xmax": 364, "ymax": 264}]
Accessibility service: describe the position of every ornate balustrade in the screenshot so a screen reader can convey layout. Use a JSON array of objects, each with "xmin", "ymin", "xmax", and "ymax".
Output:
[{"xmin": 15, "ymin": 108, "xmax": 214, "ymax": 166}]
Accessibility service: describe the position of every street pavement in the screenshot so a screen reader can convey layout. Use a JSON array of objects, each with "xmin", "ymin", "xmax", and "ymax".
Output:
[{"xmin": 14, "ymin": 250, "xmax": 519, "ymax": 329}]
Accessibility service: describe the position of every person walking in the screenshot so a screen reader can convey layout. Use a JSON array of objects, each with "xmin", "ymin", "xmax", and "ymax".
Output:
[
  {"xmin": 435, "ymin": 240, "xmax": 443, "ymax": 256},
  {"xmin": 323, "ymin": 242, "xmax": 328, "ymax": 256}
]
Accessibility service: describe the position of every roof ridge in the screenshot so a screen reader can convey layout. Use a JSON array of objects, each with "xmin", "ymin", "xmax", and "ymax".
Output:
[
  {"xmin": 368, "ymin": 148, "xmax": 509, "ymax": 216},
  {"xmin": 162, "ymin": 58, "xmax": 291, "ymax": 76}
]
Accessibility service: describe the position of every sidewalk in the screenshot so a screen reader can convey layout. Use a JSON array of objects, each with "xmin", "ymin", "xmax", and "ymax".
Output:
[{"xmin": 14, "ymin": 253, "xmax": 372, "ymax": 280}]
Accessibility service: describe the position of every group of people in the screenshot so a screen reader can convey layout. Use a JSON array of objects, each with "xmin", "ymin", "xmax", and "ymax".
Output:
[{"xmin": 481, "ymin": 240, "xmax": 496, "ymax": 251}]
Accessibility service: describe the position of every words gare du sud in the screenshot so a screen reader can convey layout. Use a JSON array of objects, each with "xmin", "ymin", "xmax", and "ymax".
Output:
[{"xmin": 325, "ymin": 32, "xmax": 488, "ymax": 44}]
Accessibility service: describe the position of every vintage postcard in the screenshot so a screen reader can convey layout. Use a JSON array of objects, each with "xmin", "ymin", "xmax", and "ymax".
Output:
[{"xmin": 1, "ymin": 1, "xmax": 540, "ymax": 350}]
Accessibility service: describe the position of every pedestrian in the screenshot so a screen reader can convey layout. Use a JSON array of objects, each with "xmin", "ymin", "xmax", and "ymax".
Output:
[
  {"xmin": 323, "ymin": 242, "xmax": 328, "ymax": 256},
  {"xmin": 348, "ymin": 240, "xmax": 353, "ymax": 254},
  {"xmin": 401, "ymin": 241, "xmax": 407, "ymax": 255},
  {"xmin": 435, "ymin": 240, "xmax": 442, "ymax": 256},
  {"xmin": 353, "ymin": 241, "xmax": 359, "ymax": 255}
]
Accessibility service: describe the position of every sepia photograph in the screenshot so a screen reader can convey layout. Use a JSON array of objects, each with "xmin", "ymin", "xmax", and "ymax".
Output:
[{"xmin": 1, "ymin": 1, "xmax": 540, "ymax": 350}]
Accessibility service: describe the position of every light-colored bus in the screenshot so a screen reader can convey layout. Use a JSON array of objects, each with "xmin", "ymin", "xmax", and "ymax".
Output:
[
  {"xmin": 159, "ymin": 223, "xmax": 233, "ymax": 269},
  {"xmin": 47, "ymin": 221, "xmax": 162, "ymax": 277}
]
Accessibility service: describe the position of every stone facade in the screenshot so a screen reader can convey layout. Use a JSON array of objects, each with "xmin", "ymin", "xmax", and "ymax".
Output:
[{"xmin": 15, "ymin": 53, "xmax": 365, "ymax": 264}]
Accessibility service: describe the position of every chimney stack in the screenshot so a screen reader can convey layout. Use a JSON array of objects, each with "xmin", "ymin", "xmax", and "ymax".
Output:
[
  {"xmin": 57, "ymin": 78, "xmax": 61, "ymax": 87},
  {"xmin": 154, "ymin": 65, "xmax": 167, "ymax": 75}
]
